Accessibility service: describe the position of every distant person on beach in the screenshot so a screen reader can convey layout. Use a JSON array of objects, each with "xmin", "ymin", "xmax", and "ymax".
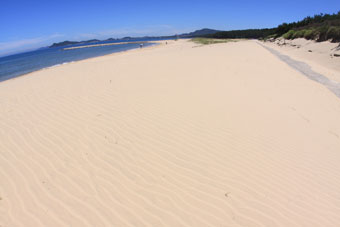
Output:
[{"xmin": 140, "ymin": 43, "xmax": 143, "ymax": 48}]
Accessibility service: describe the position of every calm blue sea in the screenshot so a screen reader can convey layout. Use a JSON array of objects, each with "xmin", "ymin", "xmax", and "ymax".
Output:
[{"xmin": 0, "ymin": 38, "xmax": 167, "ymax": 82}]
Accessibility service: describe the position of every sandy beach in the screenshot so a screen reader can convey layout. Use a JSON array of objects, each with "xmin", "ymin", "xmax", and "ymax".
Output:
[
  {"xmin": 262, "ymin": 38, "xmax": 340, "ymax": 83},
  {"xmin": 1, "ymin": 39, "xmax": 340, "ymax": 226}
]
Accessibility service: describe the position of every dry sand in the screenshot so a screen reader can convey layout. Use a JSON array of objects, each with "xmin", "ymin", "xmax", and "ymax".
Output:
[
  {"xmin": 0, "ymin": 39, "xmax": 340, "ymax": 227},
  {"xmin": 263, "ymin": 38, "xmax": 340, "ymax": 83}
]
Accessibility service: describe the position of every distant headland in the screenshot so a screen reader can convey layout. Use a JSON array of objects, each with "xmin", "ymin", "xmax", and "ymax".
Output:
[{"xmin": 49, "ymin": 29, "xmax": 221, "ymax": 48}]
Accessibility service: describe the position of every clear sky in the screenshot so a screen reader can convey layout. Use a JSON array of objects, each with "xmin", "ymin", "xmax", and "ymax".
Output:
[{"xmin": 1, "ymin": 0, "xmax": 339, "ymax": 56}]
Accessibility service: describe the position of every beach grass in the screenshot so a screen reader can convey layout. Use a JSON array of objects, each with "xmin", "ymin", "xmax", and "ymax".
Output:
[
  {"xmin": 282, "ymin": 26, "xmax": 340, "ymax": 42},
  {"xmin": 191, "ymin": 38, "xmax": 236, "ymax": 45}
]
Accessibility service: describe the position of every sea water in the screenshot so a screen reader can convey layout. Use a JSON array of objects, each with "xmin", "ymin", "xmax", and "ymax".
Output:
[{"xmin": 0, "ymin": 38, "xmax": 164, "ymax": 82}]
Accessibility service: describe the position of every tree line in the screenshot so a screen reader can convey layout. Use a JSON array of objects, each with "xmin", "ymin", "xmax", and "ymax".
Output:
[{"xmin": 205, "ymin": 11, "xmax": 340, "ymax": 42}]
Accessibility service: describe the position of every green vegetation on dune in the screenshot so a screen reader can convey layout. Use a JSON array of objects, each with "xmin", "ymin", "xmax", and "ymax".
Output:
[
  {"xmin": 205, "ymin": 11, "xmax": 340, "ymax": 42},
  {"xmin": 191, "ymin": 38, "xmax": 236, "ymax": 45},
  {"xmin": 283, "ymin": 26, "xmax": 340, "ymax": 42}
]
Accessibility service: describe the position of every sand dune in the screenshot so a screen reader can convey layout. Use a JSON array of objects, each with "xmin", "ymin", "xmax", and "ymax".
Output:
[
  {"xmin": 263, "ymin": 38, "xmax": 340, "ymax": 83},
  {"xmin": 0, "ymin": 39, "xmax": 340, "ymax": 227}
]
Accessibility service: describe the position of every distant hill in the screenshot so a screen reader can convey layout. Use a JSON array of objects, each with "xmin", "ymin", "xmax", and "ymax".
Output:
[
  {"xmin": 50, "ymin": 41, "xmax": 79, "ymax": 48},
  {"xmin": 49, "ymin": 39, "xmax": 100, "ymax": 48},
  {"xmin": 179, "ymin": 28, "xmax": 221, "ymax": 38}
]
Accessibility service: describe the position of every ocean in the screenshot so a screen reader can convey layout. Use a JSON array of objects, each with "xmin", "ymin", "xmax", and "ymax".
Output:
[{"xmin": 0, "ymin": 38, "xmax": 165, "ymax": 82}]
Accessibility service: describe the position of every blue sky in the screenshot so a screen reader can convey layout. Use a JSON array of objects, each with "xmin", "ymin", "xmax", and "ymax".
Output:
[{"xmin": 1, "ymin": 0, "xmax": 339, "ymax": 56}]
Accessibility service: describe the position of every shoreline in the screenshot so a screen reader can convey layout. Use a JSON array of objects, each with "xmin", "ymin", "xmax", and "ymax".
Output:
[
  {"xmin": 0, "ymin": 41, "xmax": 161, "ymax": 84},
  {"xmin": 62, "ymin": 41, "xmax": 151, "ymax": 50}
]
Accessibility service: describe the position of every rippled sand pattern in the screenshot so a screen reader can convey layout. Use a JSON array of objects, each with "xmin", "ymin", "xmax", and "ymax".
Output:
[{"xmin": 0, "ymin": 40, "xmax": 340, "ymax": 227}]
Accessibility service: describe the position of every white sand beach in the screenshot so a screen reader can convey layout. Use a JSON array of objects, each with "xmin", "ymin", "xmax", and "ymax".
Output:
[
  {"xmin": 263, "ymin": 38, "xmax": 340, "ymax": 83},
  {"xmin": 0, "ymin": 39, "xmax": 340, "ymax": 227}
]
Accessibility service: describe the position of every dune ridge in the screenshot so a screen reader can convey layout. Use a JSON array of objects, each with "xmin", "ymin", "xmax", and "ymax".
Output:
[{"xmin": 0, "ymin": 40, "xmax": 340, "ymax": 226}]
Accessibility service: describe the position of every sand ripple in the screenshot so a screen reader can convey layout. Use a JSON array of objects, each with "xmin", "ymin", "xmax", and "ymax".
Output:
[{"xmin": 0, "ymin": 40, "xmax": 340, "ymax": 226}]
